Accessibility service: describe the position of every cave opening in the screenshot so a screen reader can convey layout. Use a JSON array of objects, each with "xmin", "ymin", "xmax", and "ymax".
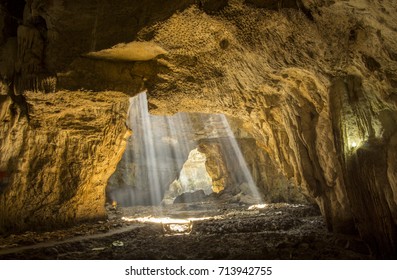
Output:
[
  {"xmin": 106, "ymin": 91, "xmax": 309, "ymax": 233},
  {"xmin": 106, "ymin": 91, "xmax": 264, "ymax": 206}
]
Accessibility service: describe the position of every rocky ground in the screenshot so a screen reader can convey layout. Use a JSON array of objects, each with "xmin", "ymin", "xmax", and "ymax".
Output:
[
  {"xmin": 1, "ymin": 0, "xmax": 397, "ymax": 257},
  {"xmin": 0, "ymin": 202, "xmax": 372, "ymax": 260}
]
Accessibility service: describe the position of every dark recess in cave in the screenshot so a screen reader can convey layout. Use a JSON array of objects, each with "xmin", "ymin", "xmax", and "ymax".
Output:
[{"xmin": 0, "ymin": 0, "xmax": 25, "ymax": 38}]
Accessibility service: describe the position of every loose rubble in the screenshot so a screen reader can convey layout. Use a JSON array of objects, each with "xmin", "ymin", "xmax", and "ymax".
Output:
[{"xmin": 0, "ymin": 202, "xmax": 372, "ymax": 259}]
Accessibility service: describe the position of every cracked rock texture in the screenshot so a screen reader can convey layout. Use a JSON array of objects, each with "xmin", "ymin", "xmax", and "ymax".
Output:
[
  {"xmin": 0, "ymin": 0, "xmax": 396, "ymax": 258},
  {"xmin": 0, "ymin": 91, "xmax": 130, "ymax": 232},
  {"xmin": 136, "ymin": 1, "xmax": 397, "ymax": 257}
]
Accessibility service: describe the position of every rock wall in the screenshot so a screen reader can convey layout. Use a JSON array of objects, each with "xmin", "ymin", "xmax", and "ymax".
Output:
[
  {"xmin": 136, "ymin": 1, "xmax": 397, "ymax": 257},
  {"xmin": 198, "ymin": 138, "xmax": 308, "ymax": 204},
  {"xmin": 0, "ymin": 0, "xmax": 396, "ymax": 257},
  {"xmin": 330, "ymin": 74, "xmax": 397, "ymax": 256},
  {"xmin": 0, "ymin": 91, "xmax": 129, "ymax": 232}
]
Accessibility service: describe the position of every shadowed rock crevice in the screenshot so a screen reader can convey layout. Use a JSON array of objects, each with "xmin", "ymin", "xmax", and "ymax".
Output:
[
  {"xmin": 0, "ymin": 0, "xmax": 25, "ymax": 39},
  {"xmin": 330, "ymin": 75, "xmax": 397, "ymax": 257}
]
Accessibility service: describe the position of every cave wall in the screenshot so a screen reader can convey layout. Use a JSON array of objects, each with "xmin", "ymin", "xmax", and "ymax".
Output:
[
  {"xmin": 0, "ymin": 0, "xmax": 396, "ymax": 257},
  {"xmin": 0, "ymin": 91, "xmax": 130, "ymax": 232},
  {"xmin": 198, "ymin": 137, "xmax": 308, "ymax": 204},
  {"xmin": 138, "ymin": 1, "xmax": 397, "ymax": 257},
  {"xmin": 330, "ymin": 74, "xmax": 397, "ymax": 256}
]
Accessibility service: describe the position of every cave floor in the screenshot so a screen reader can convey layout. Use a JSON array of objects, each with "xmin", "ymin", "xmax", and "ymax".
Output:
[{"xmin": 0, "ymin": 202, "xmax": 373, "ymax": 260}]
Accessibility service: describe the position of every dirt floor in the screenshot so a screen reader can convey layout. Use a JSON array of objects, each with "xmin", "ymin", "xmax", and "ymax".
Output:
[{"xmin": 0, "ymin": 202, "xmax": 373, "ymax": 260}]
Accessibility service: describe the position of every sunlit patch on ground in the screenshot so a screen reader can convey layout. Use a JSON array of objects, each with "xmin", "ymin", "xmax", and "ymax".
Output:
[
  {"xmin": 121, "ymin": 216, "xmax": 212, "ymax": 235},
  {"xmin": 248, "ymin": 204, "xmax": 268, "ymax": 210}
]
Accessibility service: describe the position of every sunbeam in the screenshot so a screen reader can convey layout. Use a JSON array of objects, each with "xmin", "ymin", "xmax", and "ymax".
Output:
[{"xmin": 107, "ymin": 91, "xmax": 263, "ymax": 207}]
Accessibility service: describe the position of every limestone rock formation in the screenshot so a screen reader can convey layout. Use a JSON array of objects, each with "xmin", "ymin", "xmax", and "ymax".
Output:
[
  {"xmin": 0, "ymin": 90, "xmax": 130, "ymax": 232},
  {"xmin": 137, "ymin": 1, "xmax": 397, "ymax": 257},
  {"xmin": 0, "ymin": 0, "xmax": 396, "ymax": 258},
  {"xmin": 198, "ymin": 137, "xmax": 307, "ymax": 204}
]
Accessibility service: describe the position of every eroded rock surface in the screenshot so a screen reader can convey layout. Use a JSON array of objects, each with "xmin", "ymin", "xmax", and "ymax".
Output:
[
  {"xmin": 0, "ymin": 90, "xmax": 130, "ymax": 232},
  {"xmin": 0, "ymin": 0, "xmax": 396, "ymax": 258},
  {"xmin": 135, "ymin": 1, "xmax": 397, "ymax": 257}
]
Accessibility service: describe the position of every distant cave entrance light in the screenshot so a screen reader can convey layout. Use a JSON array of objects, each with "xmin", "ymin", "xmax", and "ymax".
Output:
[
  {"xmin": 106, "ymin": 91, "xmax": 262, "ymax": 207},
  {"xmin": 162, "ymin": 148, "xmax": 214, "ymax": 205}
]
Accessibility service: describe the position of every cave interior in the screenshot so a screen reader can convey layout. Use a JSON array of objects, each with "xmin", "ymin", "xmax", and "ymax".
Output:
[{"xmin": 0, "ymin": 0, "xmax": 397, "ymax": 259}]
